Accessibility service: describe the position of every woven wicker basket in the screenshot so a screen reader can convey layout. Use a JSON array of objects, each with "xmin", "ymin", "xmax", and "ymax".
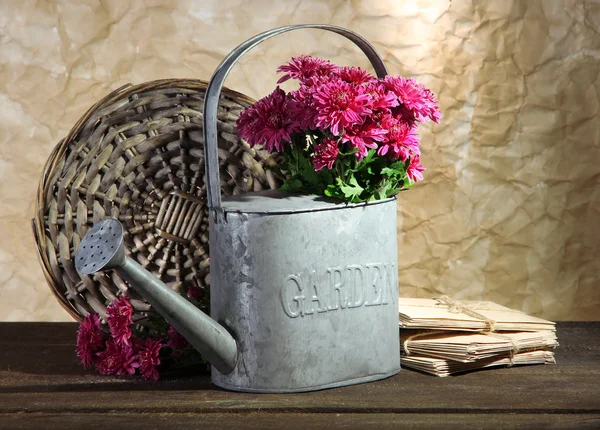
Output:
[{"xmin": 32, "ymin": 79, "xmax": 279, "ymax": 323}]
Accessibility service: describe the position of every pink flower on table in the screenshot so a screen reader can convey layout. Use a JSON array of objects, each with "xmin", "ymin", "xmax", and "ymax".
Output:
[
  {"xmin": 377, "ymin": 115, "xmax": 420, "ymax": 162},
  {"xmin": 313, "ymin": 137, "xmax": 340, "ymax": 171},
  {"xmin": 383, "ymin": 76, "xmax": 441, "ymax": 123},
  {"xmin": 406, "ymin": 154, "xmax": 426, "ymax": 183},
  {"xmin": 76, "ymin": 313, "xmax": 105, "ymax": 368},
  {"xmin": 167, "ymin": 326, "xmax": 191, "ymax": 352},
  {"xmin": 338, "ymin": 66, "xmax": 377, "ymax": 85},
  {"xmin": 106, "ymin": 296, "xmax": 133, "ymax": 347},
  {"xmin": 95, "ymin": 339, "xmax": 140, "ymax": 376},
  {"xmin": 342, "ymin": 119, "xmax": 387, "ymax": 160},
  {"xmin": 138, "ymin": 338, "xmax": 163, "ymax": 381},
  {"xmin": 277, "ymin": 55, "xmax": 339, "ymax": 84},
  {"xmin": 313, "ymin": 79, "xmax": 372, "ymax": 136},
  {"xmin": 186, "ymin": 282, "xmax": 204, "ymax": 301},
  {"xmin": 236, "ymin": 87, "xmax": 299, "ymax": 152}
]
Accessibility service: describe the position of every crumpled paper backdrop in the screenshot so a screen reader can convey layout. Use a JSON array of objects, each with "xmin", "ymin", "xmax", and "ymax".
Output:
[{"xmin": 0, "ymin": 0, "xmax": 598, "ymax": 321}]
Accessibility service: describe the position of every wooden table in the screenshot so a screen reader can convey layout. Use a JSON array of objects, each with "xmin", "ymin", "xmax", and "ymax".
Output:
[{"xmin": 0, "ymin": 322, "xmax": 598, "ymax": 429}]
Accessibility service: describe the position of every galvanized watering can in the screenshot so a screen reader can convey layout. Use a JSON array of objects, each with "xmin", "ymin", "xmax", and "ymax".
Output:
[{"xmin": 75, "ymin": 24, "xmax": 400, "ymax": 393}]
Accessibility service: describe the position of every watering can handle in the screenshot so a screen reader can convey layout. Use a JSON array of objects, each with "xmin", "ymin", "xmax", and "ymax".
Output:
[{"xmin": 203, "ymin": 24, "xmax": 389, "ymax": 223}]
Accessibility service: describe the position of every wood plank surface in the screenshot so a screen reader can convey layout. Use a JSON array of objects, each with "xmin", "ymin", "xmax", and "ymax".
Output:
[
  {"xmin": 0, "ymin": 322, "xmax": 598, "ymax": 428},
  {"xmin": 1, "ymin": 413, "xmax": 599, "ymax": 430}
]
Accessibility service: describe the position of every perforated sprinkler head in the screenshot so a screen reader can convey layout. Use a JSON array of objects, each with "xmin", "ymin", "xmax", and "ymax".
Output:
[{"xmin": 74, "ymin": 218, "xmax": 126, "ymax": 275}]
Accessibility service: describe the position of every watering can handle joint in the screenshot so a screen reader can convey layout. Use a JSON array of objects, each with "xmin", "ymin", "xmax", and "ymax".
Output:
[{"xmin": 203, "ymin": 24, "xmax": 389, "ymax": 223}]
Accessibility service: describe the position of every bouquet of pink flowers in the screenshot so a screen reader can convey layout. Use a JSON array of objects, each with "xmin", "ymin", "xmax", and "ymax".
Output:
[
  {"xmin": 237, "ymin": 55, "xmax": 441, "ymax": 202},
  {"xmin": 76, "ymin": 294, "xmax": 208, "ymax": 380}
]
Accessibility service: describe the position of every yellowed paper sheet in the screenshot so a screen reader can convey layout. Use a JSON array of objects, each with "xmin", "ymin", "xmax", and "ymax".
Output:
[{"xmin": 399, "ymin": 298, "xmax": 556, "ymax": 331}]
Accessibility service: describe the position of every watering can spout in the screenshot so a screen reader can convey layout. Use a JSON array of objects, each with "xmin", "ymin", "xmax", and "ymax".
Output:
[{"xmin": 74, "ymin": 218, "xmax": 238, "ymax": 375}]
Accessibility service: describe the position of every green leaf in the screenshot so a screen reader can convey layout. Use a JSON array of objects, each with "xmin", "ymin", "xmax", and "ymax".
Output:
[
  {"xmin": 360, "ymin": 149, "xmax": 377, "ymax": 165},
  {"xmin": 337, "ymin": 175, "xmax": 364, "ymax": 201},
  {"xmin": 320, "ymin": 169, "xmax": 334, "ymax": 186},
  {"xmin": 380, "ymin": 167, "xmax": 398, "ymax": 177},
  {"xmin": 381, "ymin": 161, "xmax": 404, "ymax": 177},
  {"xmin": 348, "ymin": 149, "xmax": 376, "ymax": 173},
  {"xmin": 386, "ymin": 186, "xmax": 402, "ymax": 198},
  {"xmin": 271, "ymin": 137, "xmax": 419, "ymax": 203},
  {"xmin": 324, "ymin": 184, "xmax": 343, "ymax": 199},
  {"xmin": 281, "ymin": 178, "xmax": 303, "ymax": 192},
  {"xmin": 375, "ymin": 181, "xmax": 391, "ymax": 200}
]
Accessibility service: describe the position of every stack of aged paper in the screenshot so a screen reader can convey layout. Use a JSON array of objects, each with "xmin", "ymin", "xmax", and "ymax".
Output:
[
  {"xmin": 401, "ymin": 351, "xmax": 556, "ymax": 377},
  {"xmin": 399, "ymin": 297, "xmax": 558, "ymax": 377},
  {"xmin": 399, "ymin": 297, "xmax": 556, "ymax": 332}
]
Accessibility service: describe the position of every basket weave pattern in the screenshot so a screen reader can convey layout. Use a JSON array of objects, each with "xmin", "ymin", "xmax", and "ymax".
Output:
[{"xmin": 33, "ymin": 79, "xmax": 279, "ymax": 323}]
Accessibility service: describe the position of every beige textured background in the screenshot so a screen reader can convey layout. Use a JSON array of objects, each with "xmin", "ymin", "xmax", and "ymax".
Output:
[{"xmin": 0, "ymin": 0, "xmax": 599, "ymax": 321}]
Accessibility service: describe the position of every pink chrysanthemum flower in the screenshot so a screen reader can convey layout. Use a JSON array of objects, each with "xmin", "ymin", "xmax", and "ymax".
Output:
[
  {"xmin": 167, "ymin": 326, "xmax": 191, "ymax": 352},
  {"xmin": 95, "ymin": 339, "xmax": 140, "ymax": 376},
  {"xmin": 365, "ymin": 82, "xmax": 399, "ymax": 112},
  {"xmin": 236, "ymin": 87, "xmax": 298, "ymax": 152},
  {"xmin": 235, "ymin": 104, "xmax": 262, "ymax": 145},
  {"xmin": 313, "ymin": 79, "xmax": 372, "ymax": 136},
  {"xmin": 106, "ymin": 296, "xmax": 133, "ymax": 346},
  {"xmin": 377, "ymin": 115, "xmax": 420, "ymax": 161},
  {"xmin": 313, "ymin": 137, "xmax": 340, "ymax": 171},
  {"xmin": 76, "ymin": 313, "xmax": 105, "ymax": 368},
  {"xmin": 287, "ymin": 88, "xmax": 319, "ymax": 130},
  {"xmin": 383, "ymin": 76, "xmax": 441, "ymax": 123},
  {"xmin": 289, "ymin": 74, "xmax": 343, "ymax": 130},
  {"xmin": 277, "ymin": 55, "xmax": 339, "ymax": 84},
  {"xmin": 406, "ymin": 154, "xmax": 425, "ymax": 183},
  {"xmin": 138, "ymin": 338, "xmax": 163, "ymax": 381},
  {"xmin": 186, "ymin": 283, "xmax": 204, "ymax": 301},
  {"xmin": 338, "ymin": 66, "xmax": 377, "ymax": 85},
  {"xmin": 391, "ymin": 103, "xmax": 416, "ymax": 126},
  {"xmin": 342, "ymin": 120, "xmax": 387, "ymax": 160}
]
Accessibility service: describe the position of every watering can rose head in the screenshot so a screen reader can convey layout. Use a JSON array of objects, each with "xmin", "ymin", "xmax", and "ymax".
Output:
[{"xmin": 236, "ymin": 55, "xmax": 441, "ymax": 203}]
